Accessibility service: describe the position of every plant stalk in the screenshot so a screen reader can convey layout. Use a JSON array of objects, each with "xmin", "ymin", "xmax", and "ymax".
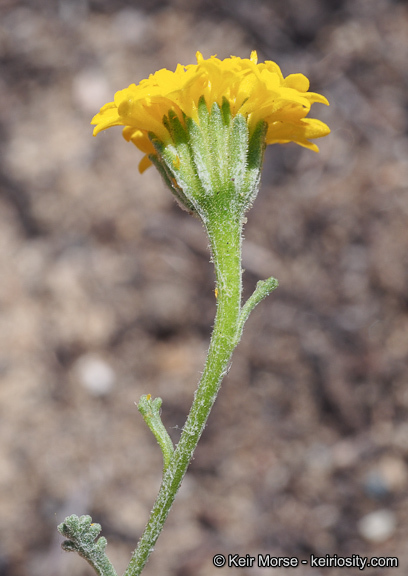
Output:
[{"xmin": 124, "ymin": 213, "xmax": 243, "ymax": 576}]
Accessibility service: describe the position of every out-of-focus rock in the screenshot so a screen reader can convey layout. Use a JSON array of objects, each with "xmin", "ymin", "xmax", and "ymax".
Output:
[
  {"xmin": 358, "ymin": 509, "xmax": 397, "ymax": 543},
  {"xmin": 74, "ymin": 353, "xmax": 116, "ymax": 396}
]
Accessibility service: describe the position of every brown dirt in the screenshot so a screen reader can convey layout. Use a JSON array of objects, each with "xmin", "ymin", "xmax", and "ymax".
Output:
[{"xmin": 1, "ymin": 1, "xmax": 408, "ymax": 575}]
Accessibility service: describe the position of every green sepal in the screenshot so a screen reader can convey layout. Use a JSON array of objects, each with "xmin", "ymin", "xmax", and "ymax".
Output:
[
  {"xmin": 197, "ymin": 95, "xmax": 211, "ymax": 133},
  {"xmin": 148, "ymin": 131, "xmax": 166, "ymax": 156},
  {"xmin": 150, "ymin": 98, "xmax": 267, "ymax": 222},
  {"xmin": 247, "ymin": 120, "xmax": 268, "ymax": 170},
  {"xmin": 161, "ymin": 120, "xmax": 207, "ymax": 213},
  {"xmin": 244, "ymin": 120, "xmax": 268, "ymax": 208},
  {"xmin": 148, "ymin": 128, "xmax": 205, "ymax": 214},
  {"xmin": 208, "ymin": 101, "xmax": 229, "ymax": 192},
  {"xmin": 149, "ymin": 153, "xmax": 196, "ymax": 214},
  {"xmin": 221, "ymin": 97, "xmax": 232, "ymax": 128},
  {"xmin": 185, "ymin": 116, "xmax": 213, "ymax": 195},
  {"xmin": 163, "ymin": 111, "xmax": 188, "ymax": 147},
  {"xmin": 227, "ymin": 114, "xmax": 249, "ymax": 211}
]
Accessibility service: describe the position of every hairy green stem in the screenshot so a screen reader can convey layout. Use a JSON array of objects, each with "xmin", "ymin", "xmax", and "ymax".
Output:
[{"xmin": 124, "ymin": 214, "xmax": 243, "ymax": 576}]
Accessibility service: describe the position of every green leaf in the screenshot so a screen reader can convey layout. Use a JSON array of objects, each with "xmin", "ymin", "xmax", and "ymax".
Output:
[
  {"xmin": 137, "ymin": 395, "xmax": 174, "ymax": 473},
  {"xmin": 58, "ymin": 515, "xmax": 117, "ymax": 576},
  {"xmin": 235, "ymin": 276, "xmax": 279, "ymax": 345}
]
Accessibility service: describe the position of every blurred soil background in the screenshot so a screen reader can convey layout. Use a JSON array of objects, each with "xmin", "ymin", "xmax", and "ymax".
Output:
[{"xmin": 1, "ymin": 0, "xmax": 408, "ymax": 574}]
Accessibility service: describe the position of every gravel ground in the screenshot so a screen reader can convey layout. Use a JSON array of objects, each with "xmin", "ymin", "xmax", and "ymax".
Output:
[{"xmin": 1, "ymin": 1, "xmax": 408, "ymax": 575}]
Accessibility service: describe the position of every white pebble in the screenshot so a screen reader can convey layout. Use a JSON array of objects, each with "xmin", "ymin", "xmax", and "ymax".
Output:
[
  {"xmin": 75, "ymin": 354, "xmax": 115, "ymax": 396},
  {"xmin": 73, "ymin": 70, "xmax": 112, "ymax": 113},
  {"xmin": 358, "ymin": 509, "xmax": 396, "ymax": 543}
]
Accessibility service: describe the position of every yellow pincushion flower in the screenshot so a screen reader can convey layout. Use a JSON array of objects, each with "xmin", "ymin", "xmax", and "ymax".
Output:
[
  {"xmin": 65, "ymin": 60, "xmax": 329, "ymax": 575},
  {"xmin": 92, "ymin": 51, "xmax": 330, "ymax": 174}
]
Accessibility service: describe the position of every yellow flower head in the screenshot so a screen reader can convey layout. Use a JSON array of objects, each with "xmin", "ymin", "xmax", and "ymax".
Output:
[{"xmin": 92, "ymin": 51, "xmax": 330, "ymax": 173}]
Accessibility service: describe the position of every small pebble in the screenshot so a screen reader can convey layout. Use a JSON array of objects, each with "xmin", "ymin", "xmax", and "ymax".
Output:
[
  {"xmin": 377, "ymin": 456, "xmax": 407, "ymax": 491},
  {"xmin": 358, "ymin": 509, "xmax": 396, "ymax": 543},
  {"xmin": 363, "ymin": 471, "xmax": 390, "ymax": 499},
  {"xmin": 74, "ymin": 354, "xmax": 116, "ymax": 396},
  {"xmin": 364, "ymin": 456, "xmax": 407, "ymax": 498},
  {"xmin": 73, "ymin": 70, "xmax": 111, "ymax": 113}
]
